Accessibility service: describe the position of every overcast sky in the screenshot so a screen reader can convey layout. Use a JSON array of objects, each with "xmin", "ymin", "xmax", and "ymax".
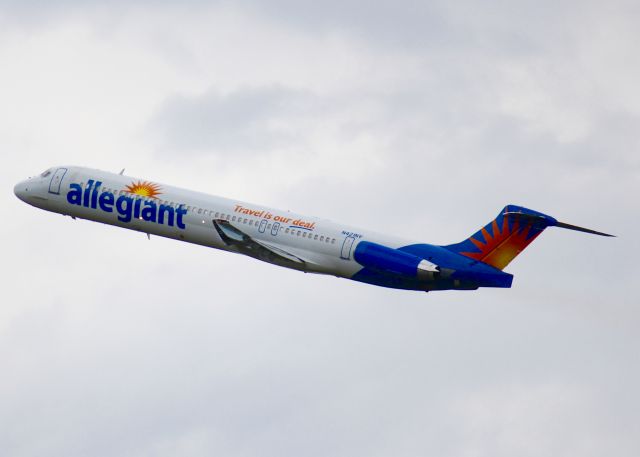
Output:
[{"xmin": 2, "ymin": 1, "xmax": 639, "ymax": 456}]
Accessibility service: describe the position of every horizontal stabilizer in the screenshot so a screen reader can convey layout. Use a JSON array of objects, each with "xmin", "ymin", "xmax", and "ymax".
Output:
[
  {"xmin": 502, "ymin": 210, "xmax": 615, "ymax": 237},
  {"xmin": 554, "ymin": 221, "xmax": 615, "ymax": 237}
]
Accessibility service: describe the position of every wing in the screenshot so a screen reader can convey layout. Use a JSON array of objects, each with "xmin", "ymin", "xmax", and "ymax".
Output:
[{"xmin": 212, "ymin": 219, "xmax": 307, "ymax": 269}]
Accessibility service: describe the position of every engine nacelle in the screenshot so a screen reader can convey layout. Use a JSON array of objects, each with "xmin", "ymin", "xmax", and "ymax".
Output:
[{"xmin": 353, "ymin": 241, "xmax": 440, "ymax": 281}]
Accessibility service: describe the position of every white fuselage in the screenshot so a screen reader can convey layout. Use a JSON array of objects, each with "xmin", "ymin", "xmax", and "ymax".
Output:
[{"xmin": 14, "ymin": 166, "xmax": 417, "ymax": 281}]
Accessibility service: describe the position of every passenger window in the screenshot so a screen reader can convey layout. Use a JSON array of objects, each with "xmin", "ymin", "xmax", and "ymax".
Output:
[
  {"xmin": 331, "ymin": 238, "xmax": 336, "ymax": 244},
  {"xmin": 243, "ymin": 218, "xmax": 248, "ymax": 224},
  {"xmin": 214, "ymin": 212, "xmax": 219, "ymax": 218},
  {"xmin": 297, "ymin": 231, "xmax": 301, "ymax": 236},
  {"xmin": 198, "ymin": 208, "xmax": 203, "ymax": 214},
  {"xmin": 249, "ymin": 220, "xmax": 253, "ymax": 226},
  {"xmin": 302, "ymin": 232, "xmax": 307, "ymax": 238},
  {"xmin": 314, "ymin": 234, "xmax": 318, "ymax": 240},
  {"xmin": 232, "ymin": 216, "xmax": 236, "ymax": 221},
  {"xmin": 326, "ymin": 238, "xmax": 331, "ymax": 243},
  {"xmin": 320, "ymin": 236, "xmax": 324, "ymax": 241},
  {"xmin": 226, "ymin": 215, "xmax": 230, "ymax": 220}
]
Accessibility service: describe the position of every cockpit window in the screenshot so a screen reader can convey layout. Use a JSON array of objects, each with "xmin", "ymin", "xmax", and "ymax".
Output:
[{"xmin": 40, "ymin": 169, "xmax": 52, "ymax": 177}]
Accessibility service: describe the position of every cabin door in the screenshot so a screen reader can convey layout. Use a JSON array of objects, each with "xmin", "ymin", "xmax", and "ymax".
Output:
[{"xmin": 48, "ymin": 167, "xmax": 67, "ymax": 195}]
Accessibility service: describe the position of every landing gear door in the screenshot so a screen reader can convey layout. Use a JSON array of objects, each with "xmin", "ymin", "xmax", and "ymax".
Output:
[
  {"xmin": 48, "ymin": 168, "xmax": 67, "ymax": 195},
  {"xmin": 340, "ymin": 235, "xmax": 357, "ymax": 260}
]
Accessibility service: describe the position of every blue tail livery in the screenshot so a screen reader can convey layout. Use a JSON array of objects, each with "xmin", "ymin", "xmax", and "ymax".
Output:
[{"xmin": 444, "ymin": 205, "xmax": 614, "ymax": 270}]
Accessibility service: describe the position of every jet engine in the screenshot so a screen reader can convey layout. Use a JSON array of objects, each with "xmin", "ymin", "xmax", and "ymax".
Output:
[{"xmin": 353, "ymin": 241, "xmax": 440, "ymax": 281}]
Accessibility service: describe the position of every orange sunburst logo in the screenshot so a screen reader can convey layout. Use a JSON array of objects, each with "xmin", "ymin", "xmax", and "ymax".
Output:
[
  {"xmin": 460, "ymin": 217, "xmax": 542, "ymax": 270},
  {"xmin": 124, "ymin": 180, "xmax": 162, "ymax": 198}
]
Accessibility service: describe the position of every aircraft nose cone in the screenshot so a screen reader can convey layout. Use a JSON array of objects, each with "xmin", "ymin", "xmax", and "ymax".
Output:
[{"xmin": 14, "ymin": 181, "xmax": 28, "ymax": 201}]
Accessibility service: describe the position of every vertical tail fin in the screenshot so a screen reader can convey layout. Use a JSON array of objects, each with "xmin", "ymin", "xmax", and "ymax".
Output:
[{"xmin": 444, "ymin": 205, "xmax": 613, "ymax": 270}]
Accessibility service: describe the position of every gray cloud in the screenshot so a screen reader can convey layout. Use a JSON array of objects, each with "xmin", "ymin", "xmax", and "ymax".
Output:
[
  {"xmin": 149, "ymin": 86, "xmax": 313, "ymax": 155},
  {"xmin": 2, "ymin": 1, "xmax": 640, "ymax": 456}
]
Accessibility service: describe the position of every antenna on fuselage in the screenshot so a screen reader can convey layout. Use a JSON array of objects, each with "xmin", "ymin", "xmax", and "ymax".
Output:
[{"xmin": 119, "ymin": 168, "xmax": 125, "ymax": 175}]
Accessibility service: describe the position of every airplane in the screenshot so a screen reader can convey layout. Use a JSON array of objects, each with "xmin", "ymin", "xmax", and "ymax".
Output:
[{"xmin": 14, "ymin": 166, "xmax": 614, "ymax": 292}]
